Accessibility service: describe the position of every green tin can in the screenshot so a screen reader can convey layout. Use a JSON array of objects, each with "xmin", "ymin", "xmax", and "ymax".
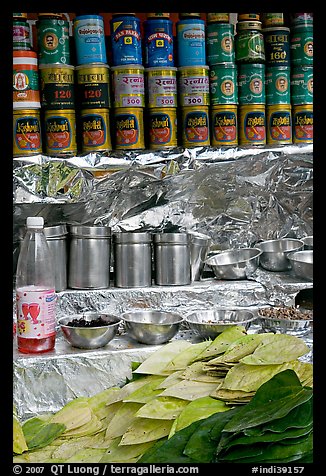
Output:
[
  {"xmin": 13, "ymin": 20, "xmax": 32, "ymax": 50},
  {"xmin": 265, "ymin": 66, "xmax": 291, "ymax": 105},
  {"xmin": 238, "ymin": 63, "xmax": 265, "ymax": 104},
  {"xmin": 36, "ymin": 18, "xmax": 70, "ymax": 65},
  {"xmin": 290, "ymin": 66, "xmax": 313, "ymax": 105},
  {"xmin": 235, "ymin": 21, "xmax": 265, "ymax": 64},
  {"xmin": 209, "ymin": 63, "xmax": 238, "ymax": 105},
  {"xmin": 290, "ymin": 25, "xmax": 313, "ymax": 66},
  {"xmin": 206, "ymin": 23, "xmax": 235, "ymax": 66}
]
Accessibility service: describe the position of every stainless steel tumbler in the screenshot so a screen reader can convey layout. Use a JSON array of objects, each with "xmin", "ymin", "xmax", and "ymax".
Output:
[
  {"xmin": 44, "ymin": 224, "xmax": 68, "ymax": 292},
  {"xmin": 188, "ymin": 231, "xmax": 212, "ymax": 281},
  {"xmin": 154, "ymin": 232, "xmax": 191, "ymax": 285}
]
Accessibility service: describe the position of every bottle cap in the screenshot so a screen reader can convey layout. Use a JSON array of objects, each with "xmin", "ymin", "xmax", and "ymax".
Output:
[{"xmin": 26, "ymin": 216, "xmax": 44, "ymax": 228}]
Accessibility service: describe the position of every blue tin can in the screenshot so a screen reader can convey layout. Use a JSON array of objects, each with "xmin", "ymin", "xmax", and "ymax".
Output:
[
  {"xmin": 73, "ymin": 15, "xmax": 107, "ymax": 65},
  {"xmin": 176, "ymin": 19, "xmax": 206, "ymax": 67},
  {"xmin": 110, "ymin": 14, "xmax": 142, "ymax": 66},
  {"xmin": 143, "ymin": 18, "xmax": 174, "ymax": 67}
]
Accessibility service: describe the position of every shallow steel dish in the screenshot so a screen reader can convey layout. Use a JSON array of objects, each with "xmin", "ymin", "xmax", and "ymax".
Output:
[
  {"xmin": 205, "ymin": 248, "xmax": 261, "ymax": 280},
  {"xmin": 255, "ymin": 238, "xmax": 304, "ymax": 272},
  {"xmin": 288, "ymin": 250, "xmax": 313, "ymax": 282}
]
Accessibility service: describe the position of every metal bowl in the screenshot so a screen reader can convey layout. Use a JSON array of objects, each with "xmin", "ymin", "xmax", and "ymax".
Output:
[
  {"xmin": 288, "ymin": 250, "xmax": 313, "ymax": 282},
  {"xmin": 205, "ymin": 248, "xmax": 262, "ymax": 280},
  {"xmin": 185, "ymin": 309, "xmax": 257, "ymax": 339},
  {"xmin": 255, "ymin": 238, "xmax": 304, "ymax": 272},
  {"xmin": 257, "ymin": 307, "xmax": 313, "ymax": 336},
  {"xmin": 58, "ymin": 312, "xmax": 121, "ymax": 349},
  {"xmin": 302, "ymin": 236, "xmax": 313, "ymax": 250},
  {"xmin": 121, "ymin": 310, "xmax": 183, "ymax": 345}
]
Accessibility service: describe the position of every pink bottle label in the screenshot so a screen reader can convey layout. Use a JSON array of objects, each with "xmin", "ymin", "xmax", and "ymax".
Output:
[{"xmin": 16, "ymin": 287, "xmax": 56, "ymax": 339}]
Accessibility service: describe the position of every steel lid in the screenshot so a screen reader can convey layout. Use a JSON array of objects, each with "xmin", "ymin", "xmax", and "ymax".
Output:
[
  {"xmin": 113, "ymin": 232, "xmax": 152, "ymax": 244},
  {"xmin": 44, "ymin": 224, "xmax": 68, "ymax": 238},
  {"xmin": 69, "ymin": 225, "xmax": 111, "ymax": 238},
  {"xmin": 154, "ymin": 232, "xmax": 190, "ymax": 244}
]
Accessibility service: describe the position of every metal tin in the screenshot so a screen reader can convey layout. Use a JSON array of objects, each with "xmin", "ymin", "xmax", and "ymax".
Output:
[
  {"xmin": 44, "ymin": 224, "xmax": 68, "ymax": 292},
  {"xmin": 292, "ymin": 104, "xmax": 313, "ymax": 144},
  {"xmin": 235, "ymin": 21, "xmax": 265, "ymax": 64},
  {"xmin": 239, "ymin": 104, "xmax": 266, "ymax": 145},
  {"xmin": 143, "ymin": 18, "xmax": 174, "ymax": 67},
  {"xmin": 206, "ymin": 22, "xmax": 235, "ymax": 65},
  {"xmin": 263, "ymin": 27, "xmax": 290, "ymax": 67},
  {"xmin": 176, "ymin": 19, "xmax": 206, "ymax": 67},
  {"xmin": 110, "ymin": 15, "xmax": 142, "ymax": 66},
  {"xmin": 181, "ymin": 106, "xmax": 210, "ymax": 147},
  {"xmin": 206, "ymin": 13, "xmax": 230, "ymax": 23},
  {"xmin": 179, "ymin": 14, "xmax": 201, "ymax": 18},
  {"xmin": 290, "ymin": 13, "xmax": 313, "ymax": 26},
  {"xmin": 238, "ymin": 63, "xmax": 265, "ymax": 104},
  {"xmin": 154, "ymin": 233, "xmax": 191, "ymax": 286},
  {"xmin": 266, "ymin": 104, "xmax": 292, "ymax": 145},
  {"xmin": 80, "ymin": 108, "xmax": 112, "ymax": 153},
  {"xmin": 38, "ymin": 13, "xmax": 65, "ymax": 20},
  {"xmin": 147, "ymin": 13, "xmax": 170, "ymax": 19},
  {"xmin": 209, "ymin": 63, "xmax": 238, "ymax": 105},
  {"xmin": 145, "ymin": 67, "xmax": 177, "ymax": 108},
  {"xmin": 290, "ymin": 25, "xmax": 313, "ymax": 66},
  {"xmin": 76, "ymin": 63, "xmax": 111, "ymax": 109},
  {"xmin": 290, "ymin": 66, "xmax": 313, "ymax": 105},
  {"xmin": 36, "ymin": 18, "xmax": 70, "ymax": 64},
  {"xmin": 114, "ymin": 107, "xmax": 145, "ymax": 150},
  {"xmin": 178, "ymin": 66, "xmax": 210, "ymax": 106},
  {"xmin": 111, "ymin": 64, "xmax": 145, "ymax": 108},
  {"xmin": 43, "ymin": 109, "xmax": 77, "ymax": 157},
  {"xmin": 261, "ymin": 13, "xmax": 284, "ymax": 28},
  {"xmin": 73, "ymin": 15, "xmax": 107, "ymax": 65},
  {"xmin": 148, "ymin": 107, "xmax": 177, "ymax": 149},
  {"xmin": 13, "ymin": 20, "xmax": 32, "ymax": 50},
  {"xmin": 238, "ymin": 14, "xmax": 260, "ymax": 22},
  {"xmin": 13, "ymin": 51, "xmax": 41, "ymax": 109},
  {"xmin": 13, "ymin": 109, "xmax": 42, "ymax": 157},
  {"xmin": 39, "ymin": 64, "xmax": 75, "ymax": 109},
  {"xmin": 210, "ymin": 105, "xmax": 238, "ymax": 146},
  {"xmin": 265, "ymin": 66, "xmax": 291, "ymax": 105}
]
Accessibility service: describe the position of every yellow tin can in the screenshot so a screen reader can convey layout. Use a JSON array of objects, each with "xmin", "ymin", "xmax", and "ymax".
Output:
[
  {"xmin": 114, "ymin": 107, "xmax": 145, "ymax": 150},
  {"xmin": 111, "ymin": 65, "xmax": 145, "ymax": 108},
  {"xmin": 178, "ymin": 66, "xmax": 210, "ymax": 107},
  {"xmin": 181, "ymin": 106, "xmax": 210, "ymax": 148},
  {"xmin": 44, "ymin": 109, "xmax": 77, "ymax": 156},
  {"xmin": 292, "ymin": 104, "xmax": 313, "ymax": 144},
  {"xmin": 239, "ymin": 104, "xmax": 266, "ymax": 145},
  {"xmin": 13, "ymin": 109, "xmax": 42, "ymax": 157},
  {"xmin": 211, "ymin": 105, "xmax": 238, "ymax": 147},
  {"xmin": 76, "ymin": 63, "xmax": 111, "ymax": 109},
  {"xmin": 266, "ymin": 104, "xmax": 292, "ymax": 145},
  {"xmin": 145, "ymin": 67, "xmax": 177, "ymax": 108},
  {"xmin": 148, "ymin": 108, "xmax": 177, "ymax": 149},
  {"xmin": 80, "ymin": 108, "xmax": 112, "ymax": 153}
]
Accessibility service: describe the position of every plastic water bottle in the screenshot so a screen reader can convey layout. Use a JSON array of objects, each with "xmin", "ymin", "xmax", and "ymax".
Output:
[{"xmin": 15, "ymin": 216, "xmax": 57, "ymax": 353}]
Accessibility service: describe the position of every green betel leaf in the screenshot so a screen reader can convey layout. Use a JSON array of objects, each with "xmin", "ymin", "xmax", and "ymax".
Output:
[
  {"xmin": 209, "ymin": 333, "xmax": 275, "ymax": 364},
  {"xmin": 163, "ymin": 341, "xmax": 212, "ymax": 372},
  {"xmin": 24, "ymin": 421, "xmax": 66, "ymax": 450},
  {"xmin": 181, "ymin": 361, "xmax": 225, "ymax": 383},
  {"xmin": 136, "ymin": 396, "xmax": 189, "ymax": 420},
  {"xmin": 13, "ymin": 414, "xmax": 28, "ymax": 454},
  {"xmin": 120, "ymin": 418, "xmax": 174, "ymax": 445},
  {"xmin": 105, "ymin": 402, "xmax": 144, "ymax": 439},
  {"xmin": 99, "ymin": 437, "xmax": 157, "ymax": 463},
  {"xmin": 193, "ymin": 326, "xmax": 248, "ymax": 361},
  {"xmin": 122, "ymin": 376, "xmax": 166, "ymax": 403},
  {"xmin": 134, "ymin": 341, "xmax": 192, "ymax": 375},
  {"xmin": 158, "ymin": 379, "xmax": 219, "ymax": 401}
]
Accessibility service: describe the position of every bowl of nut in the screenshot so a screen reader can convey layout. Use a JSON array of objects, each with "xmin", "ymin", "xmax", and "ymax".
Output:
[{"xmin": 257, "ymin": 306, "xmax": 313, "ymax": 336}]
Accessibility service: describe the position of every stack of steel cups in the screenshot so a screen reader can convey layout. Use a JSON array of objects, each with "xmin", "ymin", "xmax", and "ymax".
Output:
[
  {"xmin": 110, "ymin": 13, "xmax": 145, "ymax": 150},
  {"xmin": 176, "ymin": 13, "xmax": 210, "ymax": 148},
  {"xmin": 206, "ymin": 13, "xmax": 238, "ymax": 147},
  {"xmin": 36, "ymin": 13, "xmax": 77, "ymax": 157},
  {"xmin": 13, "ymin": 13, "xmax": 43, "ymax": 157},
  {"xmin": 290, "ymin": 13, "xmax": 313, "ymax": 144},
  {"xmin": 73, "ymin": 13, "xmax": 112, "ymax": 154}
]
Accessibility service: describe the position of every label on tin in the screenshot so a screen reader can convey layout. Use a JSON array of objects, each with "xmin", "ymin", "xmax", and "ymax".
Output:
[
  {"xmin": 40, "ymin": 67, "xmax": 75, "ymax": 109},
  {"xmin": 115, "ymin": 112, "xmax": 143, "ymax": 147},
  {"xmin": 146, "ymin": 71, "xmax": 177, "ymax": 107},
  {"xmin": 177, "ymin": 21, "xmax": 206, "ymax": 67},
  {"xmin": 264, "ymin": 29, "xmax": 290, "ymax": 66},
  {"xmin": 209, "ymin": 66, "xmax": 238, "ymax": 105},
  {"xmin": 241, "ymin": 110, "xmax": 266, "ymax": 143},
  {"xmin": 37, "ymin": 20, "xmax": 70, "ymax": 64},
  {"xmin": 45, "ymin": 114, "xmax": 75, "ymax": 151},
  {"xmin": 74, "ymin": 17, "xmax": 107, "ymax": 64},
  {"xmin": 293, "ymin": 109, "xmax": 313, "ymax": 142},
  {"xmin": 206, "ymin": 24, "xmax": 235, "ymax": 65},
  {"xmin": 235, "ymin": 31, "xmax": 265, "ymax": 63},
  {"xmin": 183, "ymin": 110, "xmax": 209, "ymax": 143},
  {"xmin": 13, "ymin": 68, "xmax": 40, "ymax": 105},
  {"xmin": 14, "ymin": 115, "xmax": 42, "ymax": 152},
  {"xmin": 290, "ymin": 67, "xmax": 313, "ymax": 105},
  {"xmin": 77, "ymin": 68, "xmax": 110, "ymax": 108},
  {"xmin": 111, "ymin": 17, "xmax": 142, "ymax": 66},
  {"xmin": 290, "ymin": 30, "xmax": 313, "ymax": 65},
  {"xmin": 113, "ymin": 70, "xmax": 145, "ymax": 107},
  {"xmin": 13, "ymin": 23, "xmax": 31, "ymax": 49},
  {"xmin": 212, "ymin": 109, "xmax": 237, "ymax": 145},
  {"xmin": 81, "ymin": 112, "xmax": 109, "ymax": 149},
  {"xmin": 265, "ymin": 68, "xmax": 290, "ymax": 105},
  {"xmin": 149, "ymin": 111, "xmax": 176, "ymax": 146},
  {"xmin": 238, "ymin": 67, "xmax": 265, "ymax": 104},
  {"xmin": 144, "ymin": 20, "xmax": 174, "ymax": 67},
  {"xmin": 268, "ymin": 109, "xmax": 292, "ymax": 143},
  {"xmin": 178, "ymin": 70, "xmax": 210, "ymax": 106}
]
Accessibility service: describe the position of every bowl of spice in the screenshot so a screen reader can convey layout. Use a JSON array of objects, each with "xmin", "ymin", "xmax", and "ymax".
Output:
[{"xmin": 257, "ymin": 306, "xmax": 313, "ymax": 336}]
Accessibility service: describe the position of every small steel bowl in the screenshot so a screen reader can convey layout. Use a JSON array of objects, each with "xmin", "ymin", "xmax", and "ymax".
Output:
[
  {"xmin": 255, "ymin": 238, "xmax": 304, "ymax": 272},
  {"xmin": 121, "ymin": 310, "xmax": 183, "ymax": 345},
  {"xmin": 185, "ymin": 309, "xmax": 257, "ymax": 339},
  {"xmin": 205, "ymin": 248, "xmax": 262, "ymax": 280},
  {"xmin": 302, "ymin": 236, "xmax": 313, "ymax": 250},
  {"xmin": 58, "ymin": 312, "xmax": 121, "ymax": 349},
  {"xmin": 257, "ymin": 307, "xmax": 313, "ymax": 336},
  {"xmin": 288, "ymin": 250, "xmax": 313, "ymax": 282}
]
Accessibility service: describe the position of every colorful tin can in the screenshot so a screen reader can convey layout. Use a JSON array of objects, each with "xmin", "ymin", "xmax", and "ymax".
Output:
[
  {"xmin": 211, "ymin": 105, "xmax": 238, "ymax": 146},
  {"xmin": 13, "ymin": 51, "xmax": 41, "ymax": 109},
  {"xmin": 13, "ymin": 109, "xmax": 42, "ymax": 157},
  {"xmin": 143, "ymin": 18, "xmax": 174, "ymax": 67},
  {"xmin": 73, "ymin": 15, "xmax": 107, "ymax": 65},
  {"xmin": 178, "ymin": 66, "xmax": 210, "ymax": 106},
  {"xmin": 13, "ymin": 20, "xmax": 32, "ymax": 50},
  {"xmin": 266, "ymin": 104, "xmax": 292, "ymax": 145},
  {"xmin": 238, "ymin": 63, "xmax": 265, "ymax": 104},
  {"xmin": 206, "ymin": 22, "xmax": 235, "ymax": 65},
  {"xmin": 110, "ymin": 15, "xmax": 142, "ymax": 66},
  {"xmin": 80, "ymin": 108, "xmax": 112, "ymax": 153},
  {"xmin": 36, "ymin": 18, "xmax": 70, "ymax": 64},
  {"xmin": 76, "ymin": 63, "xmax": 111, "ymax": 109},
  {"xmin": 261, "ymin": 13, "xmax": 284, "ymax": 28},
  {"xmin": 39, "ymin": 64, "xmax": 75, "ymax": 109},
  {"xmin": 290, "ymin": 25, "xmax": 313, "ymax": 66},
  {"xmin": 290, "ymin": 66, "xmax": 313, "ymax": 105},
  {"xmin": 181, "ymin": 106, "xmax": 210, "ymax": 147},
  {"xmin": 111, "ymin": 64, "xmax": 145, "ymax": 108},
  {"xmin": 209, "ymin": 63, "xmax": 238, "ymax": 105},
  {"xmin": 292, "ymin": 104, "xmax": 313, "ymax": 143},
  {"xmin": 263, "ymin": 27, "xmax": 290, "ymax": 67},
  {"xmin": 176, "ymin": 19, "xmax": 206, "ymax": 67},
  {"xmin": 44, "ymin": 109, "xmax": 77, "ymax": 156},
  {"xmin": 265, "ymin": 66, "xmax": 291, "ymax": 105},
  {"xmin": 238, "ymin": 14, "xmax": 260, "ymax": 21},
  {"xmin": 206, "ymin": 14, "xmax": 230, "ymax": 23},
  {"xmin": 239, "ymin": 104, "xmax": 266, "ymax": 145},
  {"xmin": 146, "ymin": 67, "xmax": 177, "ymax": 108},
  {"xmin": 148, "ymin": 108, "xmax": 177, "ymax": 149},
  {"xmin": 235, "ymin": 21, "xmax": 265, "ymax": 64},
  {"xmin": 114, "ymin": 107, "xmax": 145, "ymax": 149}
]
